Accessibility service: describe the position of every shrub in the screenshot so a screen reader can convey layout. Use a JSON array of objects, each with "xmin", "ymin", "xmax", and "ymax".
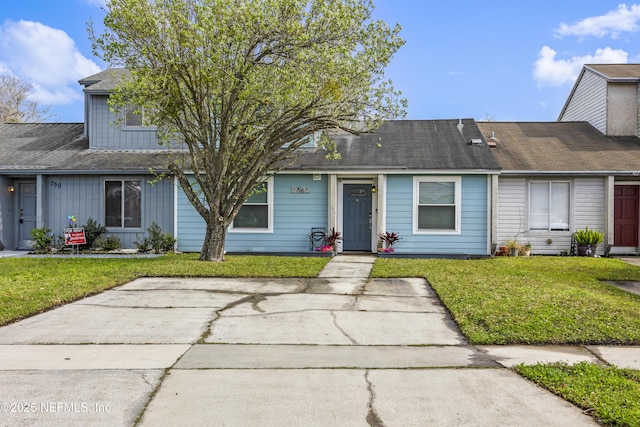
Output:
[
  {"xmin": 135, "ymin": 222, "xmax": 176, "ymax": 254},
  {"xmin": 95, "ymin": 235, "xmax": 121, "ymax": 251},
  {"xmin": 30, "ymin": 226, "xmax": 53, "ymax": 252},
  {"xmin": 574, "ymin": 227, "xmax": 604, "ymax": 245},
  {"xmin": 81, "ymin": 217, "xmax": 107, "ymax": 249}
]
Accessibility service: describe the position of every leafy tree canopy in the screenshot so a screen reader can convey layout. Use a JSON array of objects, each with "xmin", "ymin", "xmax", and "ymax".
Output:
[{"xmin": 91, "ymin": 0, "xmax": 406, "ymax": 260}]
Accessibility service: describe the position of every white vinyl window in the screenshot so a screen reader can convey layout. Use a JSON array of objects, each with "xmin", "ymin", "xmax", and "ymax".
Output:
[
  {"xmin": 529, "ymin": 181, "xmax": 570, "ymax": 231},
  {"xmin": 230, "ymin": 178, "xmax": 274, "ymax": 233},
  {"xmin": 413, "ymin": 177, "xmax": 461, "ymax": 234}
]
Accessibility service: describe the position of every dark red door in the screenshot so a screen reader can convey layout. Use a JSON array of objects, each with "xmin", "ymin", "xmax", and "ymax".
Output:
[{"xmin": 614, "ymin": 185, "xmax": 639, "ymax": 246}]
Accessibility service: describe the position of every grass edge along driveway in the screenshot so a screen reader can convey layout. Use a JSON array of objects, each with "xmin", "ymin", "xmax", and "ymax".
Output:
[
  {"xmin": 0, "ymin": 254, "xmax": 329, "ymax": 326},
  {"xmin": 372, "ymin": 257, "xmax": 640, "ymax": 345}
]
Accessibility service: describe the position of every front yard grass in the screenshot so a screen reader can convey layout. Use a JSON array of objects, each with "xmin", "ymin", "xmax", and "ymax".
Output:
[
  {"xmin": 372, "ymin": 257, "xmax": 640, "ymax": 345},
  {"xmin": 0, "ymin": 254, "xmax": 329, "ymax": 326},
  {"xmin": 515, "ymin": 362, "xmax": 640, "ymax": 426}
]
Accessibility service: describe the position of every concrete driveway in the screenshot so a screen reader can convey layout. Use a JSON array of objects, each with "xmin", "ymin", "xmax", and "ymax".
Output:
[{"xmin": 0, "ymin": 255, "xmax": 611, "ymax": 426}]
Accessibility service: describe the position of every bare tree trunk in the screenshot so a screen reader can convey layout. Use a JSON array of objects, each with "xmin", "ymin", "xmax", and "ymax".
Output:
[{"xmin": 199, "ymin": 221, "xmax": 227, "ymax": 261}]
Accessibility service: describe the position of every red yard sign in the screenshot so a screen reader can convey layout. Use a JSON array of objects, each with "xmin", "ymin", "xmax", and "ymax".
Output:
[{"xmin": 64, "ymin": 228, "xmax": 86, "ymax": 245}]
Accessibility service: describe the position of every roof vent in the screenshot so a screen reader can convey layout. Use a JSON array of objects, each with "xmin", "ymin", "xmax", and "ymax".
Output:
[{"xmin": 470, "ymin": 138, "xmax": 483, "ymax": 146}]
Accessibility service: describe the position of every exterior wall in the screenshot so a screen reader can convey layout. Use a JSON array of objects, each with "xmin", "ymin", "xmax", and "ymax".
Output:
[
  {"xmin": 606, "ymin": 83, "xmax": 638, "ymax": 136},
  {"xmin": 0, "ymin": 176, "xmax": 14, "ymax": 250},
  {"xmin": 42, "ymin": 174, "xmax": 174, "ymax": 248},
  {"xmin": 385, "ymin": 175, "xmax": 489, "ymax": 255},
  {"xmin": 176, "ymin": 174, "xmax": 329, "ymax": 253},
  {"xmin": 87, "ymin": 95, "xmax": 159, "ymax": 150},
  {"xmin": 497, "ymin": 176, "xmax": 606, "ymax": 255},
  {"xmin": 560, "ymin": 70, "xmax": 607, "ymax": 133}
]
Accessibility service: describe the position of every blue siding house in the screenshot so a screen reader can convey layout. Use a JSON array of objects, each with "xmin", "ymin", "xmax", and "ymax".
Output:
[
  {"xmin": 176, "ymin": 119, "xmax": 501, "ymax": 256},
  {"xmin": 0, "ymin": 69, "xmax": 501, "ymax": 257}
]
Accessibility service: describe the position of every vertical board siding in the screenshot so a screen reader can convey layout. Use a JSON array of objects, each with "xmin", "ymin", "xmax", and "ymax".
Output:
[
  {"xmin": 560, "ymin": 71, "xmax": 607, "ymax": 133},
  {"xmin": 497, "ymin": 176, "xmax": 606, "ymax": 255},
  {"xmin": 177, "ymin": 175, "xmax": 329, "ymax": 253},
  {"xmin": 88, "ymin": 95, "xmax": 158, "ymax": 150},
  {"xmin": 385, "ymin": 175, "xmax": 489, "ymax": 255},
  {"xmin": 42, "ymin": 175, "xmax": 173, "ymax": 249}
]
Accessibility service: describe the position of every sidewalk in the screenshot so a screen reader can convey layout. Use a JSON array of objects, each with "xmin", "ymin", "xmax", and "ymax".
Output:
[{"xmin": 0, "ymin": 255, "xmax": 638, "ymax": 426}]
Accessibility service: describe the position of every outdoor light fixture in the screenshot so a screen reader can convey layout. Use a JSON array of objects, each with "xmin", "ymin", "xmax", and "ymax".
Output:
[
  {"xmin": 8, "ymin": 185, "xmax": 14, "ymax": 193},
  {"xmin": 371, "ymin": 184, "xmax": 377, "ymax": 193}
]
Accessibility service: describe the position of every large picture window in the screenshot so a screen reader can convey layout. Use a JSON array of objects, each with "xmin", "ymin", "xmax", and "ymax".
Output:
[
  {"xmin": 105, "ymin": 180, "xmax": 142, "ymax": 228},
  {"xmin": 529, "ymin": 181, "xmax": 570, "ymax": 231},
  {"xmin": 231, "ymin": 178, "xmax": 273, "ymax": 232},
  {"xmin": 413, "ymin": 177, "xmax": 461, "ymax": 233}
]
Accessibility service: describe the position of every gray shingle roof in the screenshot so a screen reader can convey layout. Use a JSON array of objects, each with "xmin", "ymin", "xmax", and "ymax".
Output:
[
  {"xmin": 586, "ymin": 64, "xmax": 640, "ymax": 80},
  {"xmin": 289, "ymin": 119, "xmax": 501, "ymax": 171},
  {"xmin": 79, "ymin": 68, "xmax": 129, "ymax": 93},
  {"xmin": 477, "ymin": 121, "xmax": 640, "ymax": 173},
  {"xmin": 0, "ymin": 123, "xmax": 172, "ymax": 174}
]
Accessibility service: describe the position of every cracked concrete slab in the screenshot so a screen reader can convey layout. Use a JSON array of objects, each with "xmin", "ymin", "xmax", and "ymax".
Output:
[
  {"xmin": 368, "ymin": 369, "xmax": 598, "ymax": 426},
  {"xmin": 119, "ymin": 277, "xmax": 305, "ymax": 294},
  {"xmin": 333, "ymin": 311, "xmax": 466, "ymax": 345},
  {"xmin": 77, "ymin": 289, "xmax": 248, "ymax": 308},
  {"xmin": 206, "ymin": 311, "xmax": 355, "ymax": 344},
  {"xmin": 0, "ymin": 305, "xmax": 215, "ymax": 344},
  {"xmin": 0, "ymin": 345, "xmax": 189, "ymax": 370},
  {"xmin": 175, "ymin": 344, "xmax": 493, "ymax": 369},
  {"xmin": 588, "ymin": 345, "xmax": 640, "ymax": 369},
  {"xmin": 220, "ymin": 293, "xmax": 357, "ymax": 315},
  {"xmin": 304, "ymin": 278, "xmax": 367, "ymax": 294},
  {"xmin": 317, "ymin": 257, "xmax": 375, "ymax": 278},
  {"xmin": 363, "ymin": 278, "xmax": 433, "ymax": 297},
  {"xmin": 353, "ymin": 294, "xmax": 447, "ymax": 313},
  {"xmin": 478, "ymin": 345, "xmax": 600, "ymax": 368},
  {"xmin": 0, "ymin": 369, "xmax": 162, "ymax": 427},
  {"xmin": 137, "ymin": 369, "xmax": 369, "ymax": 427}
]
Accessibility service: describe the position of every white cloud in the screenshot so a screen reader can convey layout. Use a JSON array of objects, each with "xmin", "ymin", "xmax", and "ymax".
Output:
[
  {"xmin": 533, "ymin": 45, "xmax": 628, "ymax": 86},
  {"xmin": 555, "ymin": 4, "xmax": 640, "ymax": 38},
  {"xmin": 0, "ymin": 20, "xmax": 101, "ymax": 106},
  {"xmin": 83, "ymin": 0, "xmax": 106, "ymax": 7}
]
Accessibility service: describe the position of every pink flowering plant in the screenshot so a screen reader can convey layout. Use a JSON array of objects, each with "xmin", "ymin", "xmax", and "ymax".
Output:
[{"xmin": 378, "ymin": 231, "xmax": 401, "ymax": 252}]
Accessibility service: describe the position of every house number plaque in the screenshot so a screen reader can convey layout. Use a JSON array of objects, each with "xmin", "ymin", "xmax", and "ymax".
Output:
[{"xmin": 291, "ymin": 187, "xmax": 310, "ymax": 193}]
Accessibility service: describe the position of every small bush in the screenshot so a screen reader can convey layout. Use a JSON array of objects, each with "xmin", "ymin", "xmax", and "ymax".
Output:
[
  {"xmin": 81, "ymin": 217, "xmax": 107, "ymax": 249},
  {"xmin": 30, "ymin": 226, "xmax": 53, "ymax": 252},
  {"xmin": 135, "ymin": 222, "xmax": 176, "ymax": 254},
  {"xmin": 95, "ymin": 235, "xmax": 121, "ymax": 251}
]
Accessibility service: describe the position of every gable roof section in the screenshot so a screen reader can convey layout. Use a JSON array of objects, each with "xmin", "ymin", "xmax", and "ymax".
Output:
[
  {"xmin": 79, "ymin": 68, "xmax": 129, "ymax": 94},
  {"xmin": 288, "ymin": 119, "xmax": 501, "ymax": 172},
  {"xmin": 0, "ymin": 123, "xmax": 171, "ymax": 174},
  {"xmin": 477, "ymin": 121, "xmax": 640, "ymax": 174},
  {"xmin": 586, "ymin": 64, "xmax": 640, "ymax": 81}
]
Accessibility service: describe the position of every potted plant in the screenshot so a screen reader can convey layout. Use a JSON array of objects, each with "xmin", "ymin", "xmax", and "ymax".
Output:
[
  {"xmin": 505, "ymin": 239, "xmax": 519, "ymax": 256},
  {"xmin": 325, "ymin": 228, "xmax": 342, "ymax": 254},
  {"xmin": 574, "ymin": 227, "xmax": 603, "ymax": 257},
  {"xmin": 519, "ymin": 242, "xmax": 531, "ymax": 257},
  {"xmin": 378, "ymin": 231, "xmax": 401, "ymax": 253}
]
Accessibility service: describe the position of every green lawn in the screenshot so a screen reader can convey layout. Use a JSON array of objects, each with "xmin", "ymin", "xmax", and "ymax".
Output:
[
  {"xmin": 372, "ymin": 257, "xmax": 640, "ymax": 345},
  {"xmin": 515, "ymin": 362, "xmax": 640, "ymax": 426},
  {"xmin": 0, "ymin": 254, "xmax": 329, "ymax": 326}
]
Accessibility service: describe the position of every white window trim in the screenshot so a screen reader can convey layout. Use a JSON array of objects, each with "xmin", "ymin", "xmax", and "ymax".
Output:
[
  {"xmin": 103, "ymin": 178, "xmax": 144, "ymax": 230},
  {"xmin": 229, "ymin": 177, "xmax": 274, "ymax": 233},
  {"xmin": 527, "ymin": 180, "xmax": 572, "ymax": 232},
  {"xmin": 122, "ymin": 107, "xmax": 157, "ymax": 130},
  {"xmin": 413, "ymin": 176, "xmax": 462, "ymax": 235}
]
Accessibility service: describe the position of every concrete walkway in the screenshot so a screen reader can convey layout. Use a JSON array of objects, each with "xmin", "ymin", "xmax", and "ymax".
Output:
[{"xmin": 0, "ymin": 255, "xmax": 638, "ymax": 426}]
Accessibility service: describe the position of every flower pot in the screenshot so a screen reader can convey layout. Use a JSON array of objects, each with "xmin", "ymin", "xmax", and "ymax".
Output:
[
  {"xmin": 577, "ymin": 244, "xmax": 597, "ymax": 257},
  {"xmin": 509, "ymin": 247, "xmax": 519, "ymax": 257},
  {"xmin": 497, "ymin": 246, "xmax": 508, "ymax": 256}
]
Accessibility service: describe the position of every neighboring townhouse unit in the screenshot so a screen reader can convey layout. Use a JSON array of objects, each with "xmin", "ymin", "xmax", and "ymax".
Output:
[
  {"xmin": 478, "ymin": 121, "xmax": 640, "ymax": 256},
  {"xmin": 0, "ymin": 69, "xmax": 174, "ymax": 251}
]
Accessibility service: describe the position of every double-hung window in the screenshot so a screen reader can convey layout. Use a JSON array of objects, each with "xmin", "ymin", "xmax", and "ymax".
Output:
[
  {"xmin": 413, "ymin": 177, "xmax": 461, "ymax": 233},
  {"xmin": 529, "ymin": 181, "xmax": 570, "ymax": 231},
  {"xmin": 105, "ymin": 179, "xmax": 142, "ymax": 228},
  {"xmin": 231, "ymin": 178, "xmax": 273, "ymax": 232}
]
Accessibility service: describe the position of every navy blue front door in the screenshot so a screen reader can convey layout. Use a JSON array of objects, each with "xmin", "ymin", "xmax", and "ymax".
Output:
[{"xmin": 343, "ymin": 184, "xmax": 372, "ymax": 251}]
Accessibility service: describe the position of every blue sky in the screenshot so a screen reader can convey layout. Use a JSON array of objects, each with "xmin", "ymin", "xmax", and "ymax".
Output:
[{"xmin": 2, "ymin": 1, "xmax": 640, "ymax": 122}]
